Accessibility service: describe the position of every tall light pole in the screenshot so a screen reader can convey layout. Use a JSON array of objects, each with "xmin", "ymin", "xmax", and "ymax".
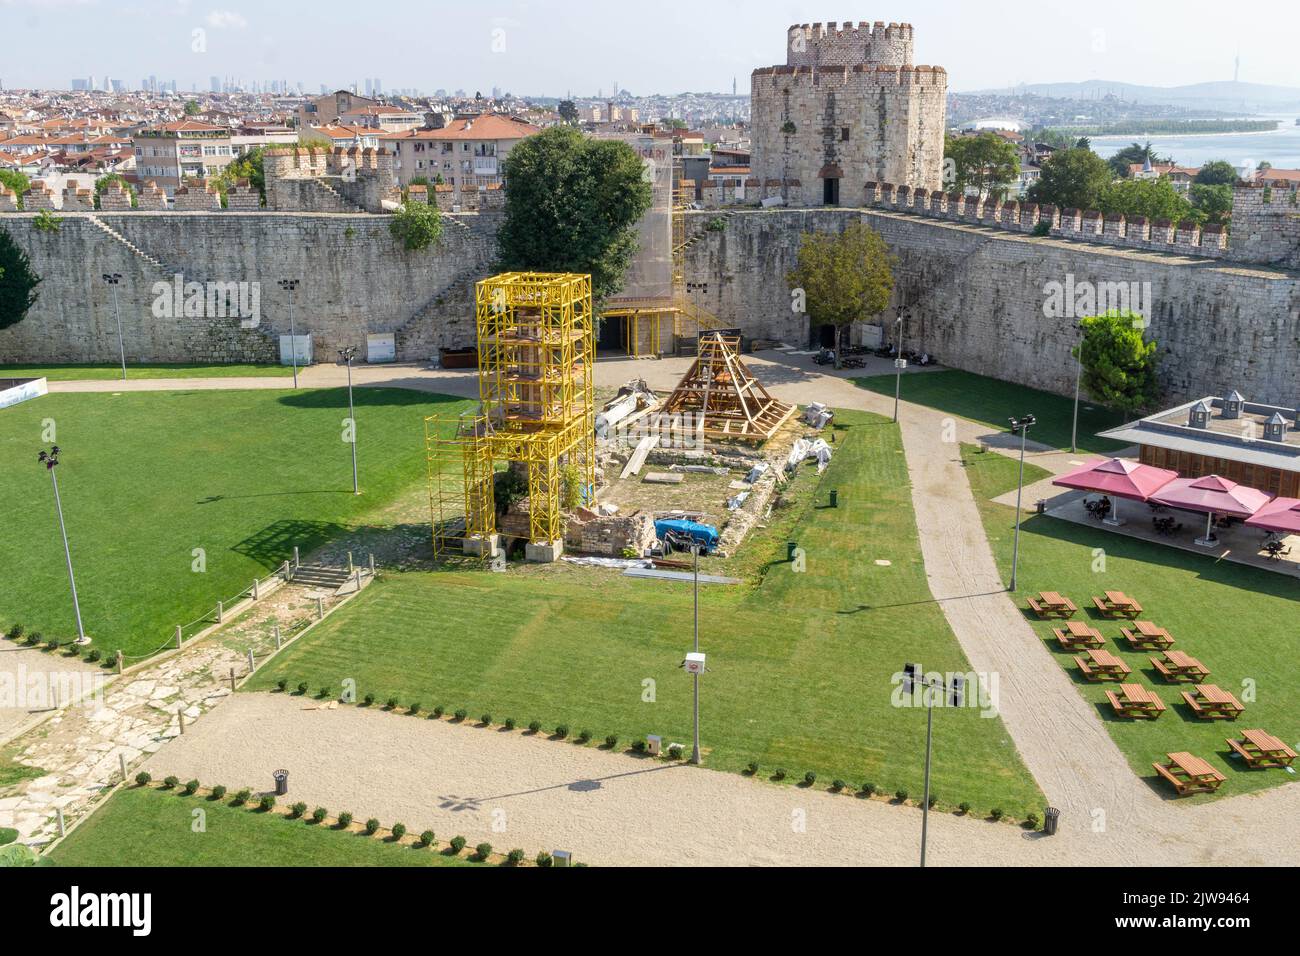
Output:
[
  {"xmin": 102, "ymin": 273, "xmax": 126, "ymax": 381},
  {"xmin": 338, "ymin": 345, "xmax": 360, "ymax": 495},
  {"xmin": 277, "ymin": 278, "xmax": 301, "ymax": 388},
  {"xmin": 903, "ymin": 666, "xmax": 963, "ymax": 868},
  {"xmin": 892, "ymin": 306, "xmax": 910, "ymax": 424},
  {"xmin": 1070, "ymin": 328, "xmax": 1085, "ymax": 455},
  {"xmin": 691, "ymin": 541, "xmax": 701, "ymax": 764},
  {"xmin": 37, "ymin": 446, "xmax": 87, "ymax": 644},
  {"xmin": 1007, "ymin": 414, "xmax": 1037, "ymax": 593}
]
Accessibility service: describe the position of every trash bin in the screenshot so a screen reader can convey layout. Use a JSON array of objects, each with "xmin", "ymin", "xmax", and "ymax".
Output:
[
  {"xmin": 787, "ymin": 541, "xmax": 798, "ymax": 561},
  {"xmin": 830, "ymin": 490, "xmax": 839, "ymax": 509},
  {"xmin": 1043, "ymin": 806, "xmax": 1060, "ymax": 836},
  {"xmin": 273, "ymin": 769, "xmax": 289, "ymax": 797},
  {"xmin": 1036, "ymin": 499, "xmax": 1047, "ymax": 515}
]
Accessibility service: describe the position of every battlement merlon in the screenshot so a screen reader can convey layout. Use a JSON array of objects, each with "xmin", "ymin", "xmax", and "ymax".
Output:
[
  {"xmin": 787, "ymin": 20, "xmax": 914, "ymax": 68},
  {"xmin": 752, "ymin": 64, "xmax": 947, "ymax": 88}
]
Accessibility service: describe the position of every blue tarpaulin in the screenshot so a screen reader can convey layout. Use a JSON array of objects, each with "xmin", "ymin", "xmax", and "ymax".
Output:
[{"xmin": 654, "ymin": 519, "xmax": 720, "ymax": 552}]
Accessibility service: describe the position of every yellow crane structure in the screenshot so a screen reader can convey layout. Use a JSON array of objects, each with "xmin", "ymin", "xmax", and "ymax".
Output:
[{"xmin": 425, "ymin": 272, "xmax": 596, "ymax": 561}]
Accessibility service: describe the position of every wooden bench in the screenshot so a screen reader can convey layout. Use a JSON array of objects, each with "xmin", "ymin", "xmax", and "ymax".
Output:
[
  {"xmin": 1153, "ymin": 658, "xmax": 1201, "ymax": 682},
  {"xmin": 1029, "ymin": 596, "xmax": 1077, "ymax": 619},
  {"xmin": 1227, "ymin": 730, "xmax": 1298, "ymax": 769},
  {"xmin": 1106, "ymin": 689, "xmax": 1166, "ymax": 719},
  {"xmin": 1076, "ymin": 656, "xmax": 1130, "ymax": 682},
  {"xmin": 1181, "ymin": 690, "xmax": 1243, "ymax": 720},
  {"xmin": 1152, "ymin": 752, "xmax": 1226, "ymax": 796}
]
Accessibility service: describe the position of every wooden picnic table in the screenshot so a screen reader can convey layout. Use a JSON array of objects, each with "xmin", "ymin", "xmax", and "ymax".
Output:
[
  {"xmin": 1153, "ymin": 751, "xmax": 1226, "ymax": 796},
  {"xmin": 1030, "ymin": 591, "xmax": 1078, "ymax": 619},
  {"xmin": 1053, "ymin": 620, "xmax": 1105, "ymax": 649},
  {"xmin": 1094, "ymin": 591, "xmax": 1143, "ymax": 619},
  {"xmin": 1121, "ymin": 621, "xmax": 1175, "ymax": 650},
  {"xmin": 1181, "ymin": 683, "xmax": 1245, "ymax": 720},
  {"xmin": 1106, "ymin": 683, "xmax": 1166, "ymax": 719},
  {"xmin": 1075, "ymin": 648, "xmax": 1132, "ymax": 682},
  {"xmin": 1227, "ymin": 729, "xmax": 1298, "ymax": 769},
  {"xmin": 1151, "ymin": 650, "xmax": 1209, "ymax": 683}
]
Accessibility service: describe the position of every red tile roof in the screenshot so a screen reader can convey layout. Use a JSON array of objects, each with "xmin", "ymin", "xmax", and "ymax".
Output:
[{"xmin": 380, "ymin": 115, "xmax": 541, "ymax": 142}]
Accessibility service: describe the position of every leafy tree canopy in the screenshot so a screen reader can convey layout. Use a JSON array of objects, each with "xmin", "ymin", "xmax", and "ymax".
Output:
[
  {"xmin": 94, "ymin": 173, "xmax": 137, "ymax": 209},
  {"xmin": 211, "ymin": 146, "xmax": 266, "ymax": 206},
  {"xmin": 1026, "ymin": 147, "xmax": 1114, "ymax": 210},
  {"xmin": 1194, "ymin": 160, "xmax": 1238, "ymax": 186},
  {"xmin": 1077, "ymin": 311, "xmax": 1160, "ymax": 413},
  {"xmin": 944, "ymin": 133, "xmax": 1020, "ymax": 200},
  {"xmin": 1098, "ymin": 177, "xmax": 1198, "ymax": 225},
  {"xmin": 0, "ymin": 228, "xmax": 41, "ymax": 330},
  {"xmin": 389, "ymin": 200, "xmax": 443, "ymax": 251},
  {"xmin": 1106, "ymin": 141, "xmax": 1170, "ymax": 178},
  {"xmin": 0, "ymin": 169, "xmax": 29, "ymax": 208},
  {"xmin": 183, "ymin": 99, "xmax": 201, "ymax": 116},
  {"xmin": 496, "ymin": 127, "xmax": 652, "ymax": 301},
  {"xmin": 1189, "ymin": 183, "xmax": 1233, "ymax": 225},
  {"xmin": 557, "ymin": 100, "xmax": 578, "ymax": 124},
  {"xmin": 786, "ymin": 221, "xmax": 896, "ymax": 365}
]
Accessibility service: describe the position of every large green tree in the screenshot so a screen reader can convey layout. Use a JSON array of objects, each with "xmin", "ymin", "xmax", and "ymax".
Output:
[
  {"xmin": 0, "ymin": 228, "xmax": 41, "ymax": 330},
  {"xmin": 1077, "ymin": 311, "xmax": 1160, "ymax": 413},
  {"xmin": 786, "ymin": 221, "xmax": 896, "ymax": 367},
  {"xmin": 1190, "ymin": 183, "xmax": 1233, "ymax": 225},
  {"xmin": 1194, "ymin": 160, "xmax": 1238, "ymax": 186},
  {"xmin": 0, "ymin": 169, "xmax": 29, "ymax": 208},
  {"xmin": 497, "ymin": 127, "xmax": 652, "ymax": 301},
  {"xmin": 212, "ymin": 146, "xmax": 266, "ymax": 206},
  {"xmin": 1106, "ymin": 141, "xmax": 1170, "ymax": 178},
  {"xmin": 1027, "ymin": 147, "xmax": 1114, "ymax": 210},
  {"xmin": 944, "ymin": 133, "xmax": 1020, "ymax": 200},
  {"xmin": 1098, "ymin": 178, "xmax": 1198, "ymax": 224}
]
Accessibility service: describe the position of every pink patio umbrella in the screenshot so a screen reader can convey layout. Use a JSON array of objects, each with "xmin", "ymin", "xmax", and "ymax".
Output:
[
  {"xmin": 1151, "ymin": 475, "xmax": 1275, "ymax": 546},
  {"xmin": 1243, "ymin": 497, "xmax": 1300, "ymax": 535},
  {"xmin": 1052, "ymin": 458, "xmax": 1179, "ymax": 525}
]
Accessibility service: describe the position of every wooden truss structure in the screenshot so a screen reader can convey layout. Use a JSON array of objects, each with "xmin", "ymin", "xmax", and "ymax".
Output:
[{"xmin": 656, "ymin": 333, "xmax": 796, "ymax": 443}]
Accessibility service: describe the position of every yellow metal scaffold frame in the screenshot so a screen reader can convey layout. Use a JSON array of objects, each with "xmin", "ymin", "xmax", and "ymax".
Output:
[{"xmin": 425, "ymin": 272, "xmax": 596, "ymax": 556}]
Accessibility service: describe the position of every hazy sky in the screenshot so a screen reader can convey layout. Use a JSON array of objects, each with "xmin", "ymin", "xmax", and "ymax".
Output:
[{"xmin": 2, "ymin": 0, "xmax": 1294, "ymax": 95}]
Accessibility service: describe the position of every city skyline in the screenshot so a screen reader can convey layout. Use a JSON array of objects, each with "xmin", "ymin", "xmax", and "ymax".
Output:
[{"xmin": 2, "ymin": 0, "xmax": 1296, "ymax": 97}]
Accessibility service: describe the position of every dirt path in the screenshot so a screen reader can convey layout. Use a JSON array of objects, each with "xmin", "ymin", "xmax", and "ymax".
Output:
[{"xmin": 144, "ymin": 691, "xmax": 1297, "ymax": 867}]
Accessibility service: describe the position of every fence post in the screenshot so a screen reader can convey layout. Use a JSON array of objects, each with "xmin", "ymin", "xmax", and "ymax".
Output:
[
  {"xmin": 175, "ymin": 625, "xmax": 182, "ymax": 649},
  {"xmin": 354, "ymin": 568, "xmax": 361, "ymax": 592},
  {"xmin": 253, "ymin": 578, "xmax": 260, "ymax": 601},
  {"xmin": 119, "ymin": 751, "xmax": 128, "ymax": 783},
  {"xmin": 229, "ymin": 668, "xmax": 236, "ymax": 692},
  {"xmin": 247, "ymin": 649, "xmax": 255, "ymax": 672},
  {"xmin": 216, "ymin": 600, "xmax": 224, "ymax": 624},
  {"xmin": 178, "ymin": 710, "xmax": 186, "ymax": 735},
  {"xmin": 316, "ymin": 597, "xmax": 324, "ymax": 620},
  {"xmin": 281, "ymin": 560, "xmax": 290, "ymax": 581},
  {"xmin": 273, "ymin": 624, "xmax": 282, "ymax": 649},
  {"xmin": 369, "ymin": 553, "xmax": 375, "ymax": 576},
  {"xmin": 293, "ymin": 546, "xmax": 300, "ymax": 570},
  {"xmin": 56, "ymin": 807, "xmax": 66, "ymax": 837},
  {"xmin": 347, "ymin": 551, "xmax": 354, "ymax": 573},
  {"xmin": 115, "ymin": 650, "xmax": 123, "ymax": 674}
]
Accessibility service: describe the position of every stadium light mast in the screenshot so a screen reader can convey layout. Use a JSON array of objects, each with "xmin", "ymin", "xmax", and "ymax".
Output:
[
  {"xmin": 101, "ymin": 273, "xmax": 126, "ymax": 381},
  {"xmin": 277, "ymin": 278, "xmax": 301, "ymax": 388},
  {"xmin": 37, "ymin": 446, "xmax": 87, "ymax": 644},
  {"xmin": 338, "ymin": 345, "xmax": 360, "ymax": 495}
]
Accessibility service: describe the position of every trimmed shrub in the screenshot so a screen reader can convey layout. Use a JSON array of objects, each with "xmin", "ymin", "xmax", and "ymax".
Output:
[
  {"xmin": 605, "ymin": 734, "xmax": 619, "ymax": 749},
  {"xmin": 296, "ymin": 682, "xmax": 309, "ymax": 696},
  {"xmin": 210, "ymin": 785, "xmax": 227, "ymax": 800},
  {"xmin": 276, "ymin": 678, "xmax": 288, "ymax": 692},
  {"xmin": 453, "ymin": 709, "xmax": 467, "ymax": 722},
  {"xmin": 25, "ymin": 632, "xmax": 42, "ymax": 646},
  {"xmin": 504, "ymin": 717, "xmax": 516, "ymax": 730},
  {"xmin": 1025, "ymin": 812, "xmax": 1040, "ymax": 830},
  {"xmin": 387, "ymin": 697, "xmax": 400, "ymax": 710},
  {"xmin": 861, "ymin": 782, "xmax": 876, "ymax": 796},
  {"xmin": 631, "ymin": 739, "xmax": 646, "ymax": 753},
  {"xmin": 433, "ymin": 705, "xmax": 444, "ymax": 718},
  {"xmin": 958, "ymin": 802, "xmax": 972, "ymax": 815},
  {"xmin": 363, "ymin": 693, "xmax": 375, "ymax": 706},
  {"xmin": 258, "ymin": 794, "xmax": 275, "ymax": 812},
  {"xmin": 162, "ymin": 775, "xmax": 178, "ymax": 790},
  {"xmin": 408, "ymin": 702, "xmax": 421, "ymax": 715},
  {"xmin": 831, "ymin": 779, "xmax": 847, "ymax": 793},
  {"xmin": 317, "ymin": 686, "xmax": 332, "ymax": 700},
  {"xmin": 364, "ymin": 818, "xmax": 380, "ymax": 835},
  {"xmin": 5, "ymin": 624, "xmax": 23, "ymax": 641},
  {"xmin": 507, "ymin": 848, "xmax": 525, "ymax": 865},
  {"xmin": 311, "ymin": 807, "xmax": 328, "ymax": 824},
  {"xmin": 745, "ymin": 761, "xmax": 758, "ymax": 775},
  {"xmin": 337, "ymin": 811, "xmax": 353, "ymax": 828},
  {"xmin": 46, "ymin": 639, "xmax": 60, "ymax": 652},
  {"xmin": 86, "ymin": 649, "xmax": 102, "ymax": 663},
  {"xmin": 474, "ymin": 842, "xmax": 492, "ymax": 861},
  {"xmin": 449, "ymin": 835, "xmax": 466, "ymax": 854},
  {"xmin": 233, "ymin": 788, "xmax": 251, "ymax": 806},
  {"xmin": 134, "ymin": 771, "xmax": 151, "ymax": 787},
  {"xmin": 528, "ymin": 720, "xmax": 542, "ymax": 734},
  {"xmin": 289, "ymin": 801, "xmax": 307, "ymax": 818},
  {"xmin": 535, "ymin": 851, "xmax": 553, "ymax": 868},
  {"xmin": 554, "ymin": 724, "xmax": 569, "ymax": 739},
  {"xmin": 990, "ymin": 807, "xmax": 1005, "ymax": 821},
  {"xmin": 480, "ymin": 713, "xmax": 492, "ymax": 726},
  {"xmin": 803, "ymin": 771, "xmax": 817, "ymax": 786},
  {"xmin": 391, "ymin": 822, "xmax": 407, "ymax": 840},
  {"xmin": 894, "ymin": 790, "xmax": 909, "ymax": 803},
  {"xmin": 928, "ymin": 794, "xmax": 939, "ymax": 809},
  {"xmin": 577, "ymin": 729, "xmax": 592, "ymax": 743},
  {"xmin": 182, "ymin": 779, "xmax": 200, "ymax": 796},
  {"xmin": 773, "ymin": 768, "xmax": 787, "ymax": 781},
  {"xmin": 667, "ymin": 742, "xmax": 684, "ymax": 760},
  {"xmin": 417, "ymin": 830, "xmax": 434, "ymax": 848}
]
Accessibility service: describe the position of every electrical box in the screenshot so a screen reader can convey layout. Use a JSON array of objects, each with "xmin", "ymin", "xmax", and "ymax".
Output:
[
  {"xmin": 684, "ymin": 652, "xmax": 706, "ymax": 675},
  {"xmin": 894, "ymin": 358, "xmax": 908, "ymax": 370},
  {"xmin": 646, "ymin": 734, "xmax": 662, "ymax": 756},
  {"xmin": 552, "ymin": 850, "xmax": 572, "ymax": 867}
]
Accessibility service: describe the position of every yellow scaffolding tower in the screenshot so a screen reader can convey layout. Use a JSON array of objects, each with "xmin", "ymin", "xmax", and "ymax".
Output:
[{"xmin": 425, "ymin": 272, "xmax": 596, "ymax": 557}]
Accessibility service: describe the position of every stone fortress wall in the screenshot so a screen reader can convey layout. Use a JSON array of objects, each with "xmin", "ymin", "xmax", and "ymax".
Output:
[{"xmin": 750, "ymin": 21, "xmax": 948, "ymax": 206}]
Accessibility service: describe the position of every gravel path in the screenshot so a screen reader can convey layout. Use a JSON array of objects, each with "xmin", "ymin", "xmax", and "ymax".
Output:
[{"xmin": 146, "ymin": 691, "xmax": 1298, "ymax": 867}]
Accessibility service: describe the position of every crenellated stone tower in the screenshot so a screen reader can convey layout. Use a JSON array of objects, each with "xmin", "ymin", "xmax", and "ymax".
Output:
[{"xmin": 751, "ymin": 21, "xmax": 948, "ymax": 207}]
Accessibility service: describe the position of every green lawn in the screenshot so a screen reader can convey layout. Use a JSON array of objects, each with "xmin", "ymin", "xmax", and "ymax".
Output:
[
  {"xmin": 855, "ymin": 369, "xmax": 1130, "ymax": 455},
  {"xmin": 1, "ymin": 363, "xmax": 293, "ymax": 381},
  {"xmin": 248, "ymin": 411, "xmax": 1044, "ymax": 818},
  {"xmin": 47, "ymin": 784, "xmax": 481, "ymax": 867},
  {"xmin": 0, "ymin": 388, "xmax": 471, "ymax": 658},
  {"xmin": 962, "ymin": 444, "xmax": 1300, "ymax": 800}
]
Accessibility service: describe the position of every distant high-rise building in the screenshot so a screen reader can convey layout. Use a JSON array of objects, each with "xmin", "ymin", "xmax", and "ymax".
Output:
[
  {"xmin": 364, "ymin": 78, "xmax": 372, "ymax": 96},
  {"xmin": 211, "ymin": 75, "xmax": 221, "ymax": 93},
  {"xmin": 373, "ymin": 78, "xmax": 381, "ymax": 94}
]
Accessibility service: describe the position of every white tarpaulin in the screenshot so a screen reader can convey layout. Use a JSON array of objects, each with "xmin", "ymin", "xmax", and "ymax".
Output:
[{"xmin": 787, "ymin": 437, "xmax": 834, "ymax": 474}]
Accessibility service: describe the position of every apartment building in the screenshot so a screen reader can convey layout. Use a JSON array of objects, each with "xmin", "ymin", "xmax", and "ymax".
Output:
[
  {"xmin": 380, "ymin": 114, "xmax": 540, "ymax": 188},
  {"xmin": 131, "ymin": 119, "xmax": 236, "ymax": 194}
]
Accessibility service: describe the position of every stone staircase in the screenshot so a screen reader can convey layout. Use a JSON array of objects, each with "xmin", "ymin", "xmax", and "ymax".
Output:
[
  {"xmin": 309, "ymin": 177, "xmax": 367, "ymax": 214},
  {"xmin": 87, "ymin": 214, "xmax": 175, "ymax": 273},
  {"xmin": 290, "ymin": 563, "xmax": 358, "ymax": 593}
]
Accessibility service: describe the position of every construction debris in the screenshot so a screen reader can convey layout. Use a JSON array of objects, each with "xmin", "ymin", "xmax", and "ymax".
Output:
[
  {"xmin": 624, "ymin": 568, "xmax": 741, "ymax": 585},
  {"xmin": 653, "ymin": 333, "xmax": 797, "ymax": 443},
  {"xmin": 621, "ymin": 434, "xmax": 660, "ymax": 479},
  {"xmin": 803, "ymin": 403, "xmax": 834, "ymax": 430},
  {"xmin": 644, "ymin": 472, "xmax": 685, "ymax": 485},
  {"xmin": 787, "ymin": 437, "xmax": 834, "ymax": 474},
  {"xmin": 596, "ymin": 380, "xmax": 658, "ymax": 438}
]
